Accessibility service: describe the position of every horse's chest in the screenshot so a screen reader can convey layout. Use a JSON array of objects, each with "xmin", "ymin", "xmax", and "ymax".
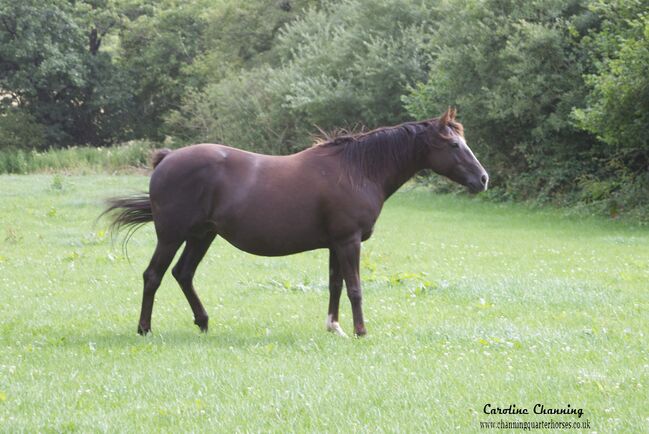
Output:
[{"xmin": 361, "ymin": 225, "xmax": 374, "ymax": 241}]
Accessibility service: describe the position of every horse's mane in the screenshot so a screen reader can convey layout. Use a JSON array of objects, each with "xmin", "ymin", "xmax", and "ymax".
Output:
[{"xmin": 315, "ymin": 118, "xmax": 463, "ymax": 182}]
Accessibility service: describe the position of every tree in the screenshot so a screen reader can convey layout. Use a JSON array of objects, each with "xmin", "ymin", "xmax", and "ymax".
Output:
[
  {"xmin": 574, "ymin": 0, "xmax": 649, "ymax": 163},
  {"xmin": 117, "ymin": 1, "xmax": 206, "ymax": 141},
  {"xmin": 167, "ymin": 0, "xmax": 438, "ymax": 151},
  {"xmin": 0, "ymin": 0, "xmax": 133, "ymax": 148},
  {"xmin": 403, "ymin": 0, "xmax": 596, "ymax": 200}
]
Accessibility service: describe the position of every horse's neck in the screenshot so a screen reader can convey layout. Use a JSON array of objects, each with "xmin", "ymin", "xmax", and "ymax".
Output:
[
  {"xmin": 378, "ymin": 149, "xmax": 424, "ymax": 199},
  {"xmin": 380, "ymin": 163, "xmax": 421, "ymax": 199}
]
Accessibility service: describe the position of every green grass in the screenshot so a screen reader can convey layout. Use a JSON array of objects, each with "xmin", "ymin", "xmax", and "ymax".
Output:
[
  {"xmin": 1, "ymin": 174, "xmax": 648, "ymax": 432},
  {"xmin": 0, "ymin": 141, "xmax": 155, "ymax": 175}
]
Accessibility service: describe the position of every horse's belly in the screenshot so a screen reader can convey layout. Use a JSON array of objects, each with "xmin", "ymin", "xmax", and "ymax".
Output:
[
  {"xmin": 214, "ymin": 209, "xmax": 328, "ymax": 256},
  {"xmin": 219, "ymin": 225, "xmax": 327, "ymax": 256}
]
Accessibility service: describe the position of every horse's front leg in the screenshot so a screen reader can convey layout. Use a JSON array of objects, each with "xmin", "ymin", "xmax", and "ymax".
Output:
[
  {"xmin": 326, "ymin": 248, "xmax": 347, "ymax": 337},
  {"xmin": 333, "ymin": 236, "xmax": 367, "ymax": 336}
]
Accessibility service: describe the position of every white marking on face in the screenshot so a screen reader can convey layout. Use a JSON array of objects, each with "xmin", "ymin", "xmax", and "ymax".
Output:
[
  {"xmin": 450, "ymin": 128, "xmax": 487, "ymax": 188},
  {"xmin": 326, "ymin": 314, "xmax": 348, "ymax": 338},
  {"xmin": 459, "ymin": 136, "xmax": 479, "ymax": 161}
]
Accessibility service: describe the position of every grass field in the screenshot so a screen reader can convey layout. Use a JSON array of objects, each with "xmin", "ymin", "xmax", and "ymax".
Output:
[{"xmin": 1, "ymin": 174, "xmax": 648, "ymax": 432}]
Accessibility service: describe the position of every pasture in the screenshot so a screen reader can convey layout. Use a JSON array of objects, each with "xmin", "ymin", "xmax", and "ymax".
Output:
[{"xmin": 1, "ymin": 174, "xmax": 647, "ymax": 432}]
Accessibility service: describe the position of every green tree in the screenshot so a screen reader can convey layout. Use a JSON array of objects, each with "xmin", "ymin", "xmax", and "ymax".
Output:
[
  {"xmin": 0, "ymin": 0, "xmax": 133, "ymax": 148},
  {"xmin": 193, "ymin": 0, "xmax": 322, "ymax": 82},
  {"xmin": 117, "ymin": 1, "xmax": 206, "ymax": 141},
  {"xmin": 275, "ymin": 0, "xmax": 436, "ymax": 136},
  {"xmin": 168, "ymin": 0, "xmax": 437, "ymax": 151},
  {"xmin": 574, "ymin": 0, "xmax": 649, "ymax": 161},
  {"xmin": 403, "ymin": 0, "xmax": 595, "ymax": 200}
]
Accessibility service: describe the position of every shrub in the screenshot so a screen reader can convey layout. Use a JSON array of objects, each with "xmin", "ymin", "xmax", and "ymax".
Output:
[
  {"xmin": 0, "ymin": 109, "xmax": 45, "ymax": 149},
  {"xmin": 0, "ymin": 141, "xmax": 155, "ymax": 174},
  {"xmin": 166, "ymin": 0, "xmax": 437, "ymax": 151},
  {"xmin": 573, "ymin": 1, "xmax": 649, "ymax": 160},
  {"xmin": 403, "ymin": 0, "xmax": 596, "ymax": 201}
]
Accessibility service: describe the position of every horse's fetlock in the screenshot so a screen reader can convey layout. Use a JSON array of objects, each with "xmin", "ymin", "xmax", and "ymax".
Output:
[
  {"xmin": 137, "ymin": 323, "xmax": 151, "ymax": 335},
  {"xmin": 194, "ymin": 315, "xmax": 209, "ymax": 332}
]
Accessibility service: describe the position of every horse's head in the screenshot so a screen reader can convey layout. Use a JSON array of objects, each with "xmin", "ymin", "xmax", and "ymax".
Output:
[{"xmin": 422, "ymin": 108, "xmax": 488, "ymax": 193}]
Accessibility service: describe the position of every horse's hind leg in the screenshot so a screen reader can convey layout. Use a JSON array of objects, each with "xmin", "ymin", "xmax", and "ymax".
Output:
[
  {"xmin": 172, "ymin": 232, "xmax": 217, "ymax": 332},
  {"xmin": 139, "ymin": 240, "xmax": 182, "ymax": 335}
]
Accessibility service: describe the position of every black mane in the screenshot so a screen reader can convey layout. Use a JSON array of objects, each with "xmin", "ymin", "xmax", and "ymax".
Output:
[{"xmin": 317, "ymin": 120, "xmax": 433, "ymax": 182}]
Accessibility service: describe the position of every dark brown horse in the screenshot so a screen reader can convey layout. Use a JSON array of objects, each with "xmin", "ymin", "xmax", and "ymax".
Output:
[{"xmin": 103, "ymin": 108, "xmax": 488, "ymax": 337}]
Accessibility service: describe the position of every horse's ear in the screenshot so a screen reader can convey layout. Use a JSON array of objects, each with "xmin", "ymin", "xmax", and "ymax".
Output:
[{"xmin": 439, "ymin": 107, "xmax": 454, "ymax": 127}]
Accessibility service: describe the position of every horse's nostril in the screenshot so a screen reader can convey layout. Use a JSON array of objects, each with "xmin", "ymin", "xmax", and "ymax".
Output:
[{"xmin": 480, "ymin": 174, "xmax": 488, "ymax": 186}]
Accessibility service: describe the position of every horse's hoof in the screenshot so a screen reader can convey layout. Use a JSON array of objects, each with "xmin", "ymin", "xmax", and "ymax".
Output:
[
  {"xmin": 137, "ymin": 325, "xmax": 150, "ymax": 336},
  {"xmin": 354, "ymin": 326, "xmax": 367, "ymax": 337},
  {"xmin": 194, "ymin": 316, "xmax": 209, "ymax": 332},
  {"xmin": 326, "ymin": 315, "xmax": 348, "ymax": 337},
  {"xmin": 326, "ymin": 323, "xmax": 348, "ymax": 338},
  {"xmin": 328, "ymin": 326, "xmax": 348, "ymax": 338}
]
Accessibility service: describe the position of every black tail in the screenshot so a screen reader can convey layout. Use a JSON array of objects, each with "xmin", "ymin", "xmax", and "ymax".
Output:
[
  {"xmin": 100, "ymin": 148, "xmax": 169, "ymax": 252},
  {"xmin": 101, "ymin": 194, "xmax": 153, "ymax": 252}
]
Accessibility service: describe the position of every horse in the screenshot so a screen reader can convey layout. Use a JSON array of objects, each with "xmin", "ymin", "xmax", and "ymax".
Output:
[{"xmin": 103, "ymin": 108, "xmax": 488, "ymax": 337}]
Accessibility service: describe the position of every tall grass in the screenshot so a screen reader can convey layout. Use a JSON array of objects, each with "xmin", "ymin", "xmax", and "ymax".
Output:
[{"xmin": 0, "ymin": 141, "xmax": 155, "ymax": 174}]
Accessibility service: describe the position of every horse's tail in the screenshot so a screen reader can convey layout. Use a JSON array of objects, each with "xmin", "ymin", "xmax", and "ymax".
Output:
[
  {"xmin": 101, "ymin": 194, "xmax": 153, "ymax": 253},
  {"xmin": 151, "ymin": 148, "xmax": 171, "ymax": 168},
  {"xmin": 100, "ymin": 148, "xmax": 169, "ymax": 253}
]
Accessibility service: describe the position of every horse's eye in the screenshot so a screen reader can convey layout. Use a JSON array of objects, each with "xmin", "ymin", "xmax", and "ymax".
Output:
[{"xmin": 451, "ymin": 142, "xmax": 460, "ymax": 148}]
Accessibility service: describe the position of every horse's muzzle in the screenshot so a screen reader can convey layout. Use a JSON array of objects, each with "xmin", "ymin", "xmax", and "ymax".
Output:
[{"xmin": 467, "ymin": 173, "xmax": 489, "ymax": 193}]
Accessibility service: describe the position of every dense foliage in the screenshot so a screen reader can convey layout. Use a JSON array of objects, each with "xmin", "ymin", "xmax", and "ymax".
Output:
[
  {"xmin": 0, "ymin": 0, "xmax": 133, "ymax": 147},
  {"xmin": 1, "ymin": 0, "xmax": 648, "ymax": 217}
]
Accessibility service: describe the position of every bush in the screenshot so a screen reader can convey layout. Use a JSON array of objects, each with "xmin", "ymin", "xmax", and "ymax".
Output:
[
  {"xmin": 0, "ymin": 0, "xmax": 136, "ymax": 148},
  {"xmin": 0, "ymin": 109, "xmax": 45, "ymax": 149},
  {"xmin": 403, "ymin": 0, "xmax": 596, "ymax": 201},
  {"xmin": 573, "ymin": 1, "xmax": 649, "ymax": 159},
  {"xmin": 166, "ymin": 69, "xmax": 297, "ymax": 153},
  {"xmin": 166, "ymin": 0, "xmax": 437, "ymax": 151},
  {"xmin": 0, "ymin": 141, "xmax": 155, "ymax": 174}
]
